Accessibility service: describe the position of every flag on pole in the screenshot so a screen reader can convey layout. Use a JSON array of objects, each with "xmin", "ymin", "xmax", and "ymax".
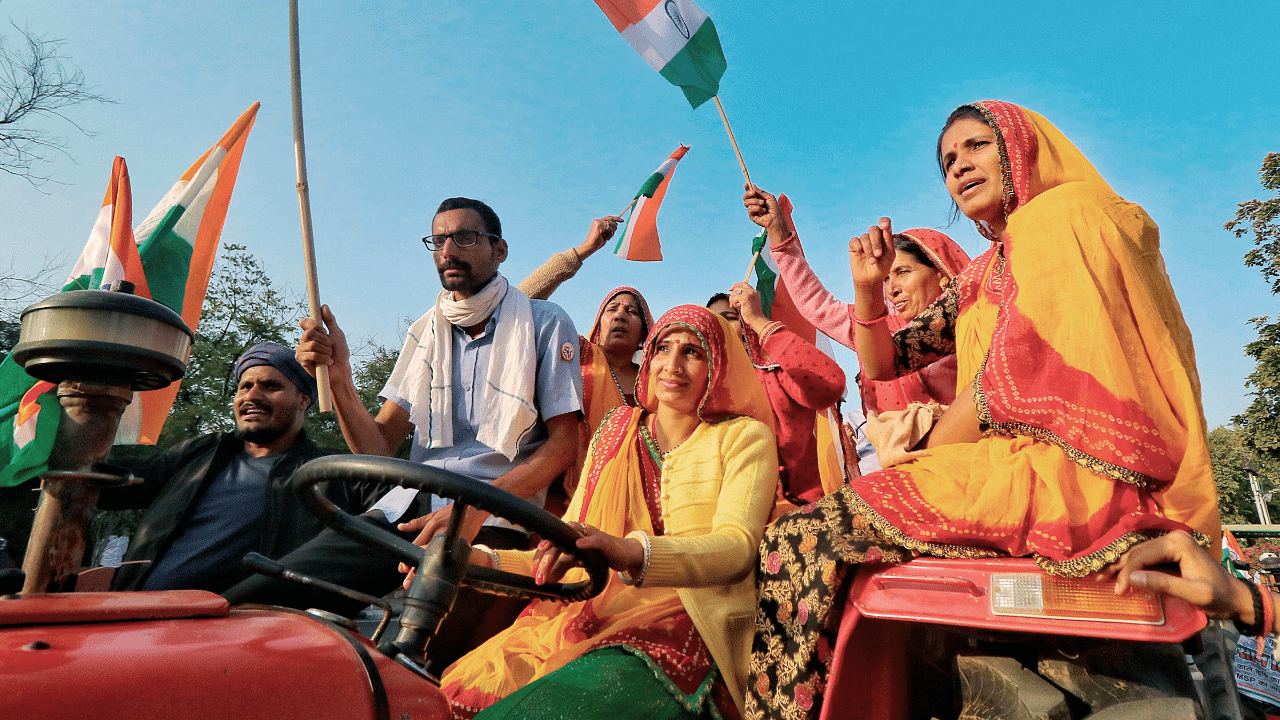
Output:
[
  {"xmin": 0, "ymin": 155, "xmax": 150, "ymax": 488},
  {"xmin": 63, "ymin": 156, "xmax": 150, "ymax": 297},
  {"xmin": 613, "ymin": 144, "xmax": 689, "ymax": 262},
  {"xmin": 0, "ymin": 360, "xmax": 57, "ymax": 489},
  {"xmin": 0, "ymin": 104, "xmax": 260, "ymax": 487},
  {"xmin": 123, "ymin": 102, "xmax": 260, "ymax": 445},
  {"xmin": 749, "ymin": 194, "xmax": 850, "ymax": 494},
  {"xmin": 594, "ymin": 0, "xmax": 727, "ymax": 109}
]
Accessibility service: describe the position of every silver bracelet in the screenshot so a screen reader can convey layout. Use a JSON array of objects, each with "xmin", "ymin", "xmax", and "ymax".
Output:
[
  {"xmin": 472, "ymin": 543, "xmax": 501, "ymax": 572},
  {"xmin": 619, "ymin": 531, "xmax": 651, "ymax": 586}
]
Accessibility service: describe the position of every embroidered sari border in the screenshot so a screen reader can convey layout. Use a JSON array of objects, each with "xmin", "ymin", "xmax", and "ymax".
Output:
[{"xmin": 845, "ymin": 488, "xmax": 1003, "ymax": 561}]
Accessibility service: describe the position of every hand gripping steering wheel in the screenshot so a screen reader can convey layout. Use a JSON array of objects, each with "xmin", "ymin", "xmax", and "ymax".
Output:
[{"xmin": 291, "ymin": 454, "xmax": 609, "ymax": 604}]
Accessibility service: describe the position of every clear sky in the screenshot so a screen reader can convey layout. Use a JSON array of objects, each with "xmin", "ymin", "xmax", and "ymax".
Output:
[{"xmin": 3, "ymin": 1, "xmax": 1277, "ymax": 429}]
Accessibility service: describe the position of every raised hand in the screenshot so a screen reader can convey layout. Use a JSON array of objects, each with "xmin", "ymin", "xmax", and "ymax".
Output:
[
  {"xmin": 728, "ymin": 282, "xmax": 768, "ymax": 333},
  {"xmin": 743, "ymin": 184, "xmax": 791, "ymax": 241},
  {"xmin": 848, "ymin": 217, "xmax": 897, "ymax": 289},
  {"xmin": 575, "ymin": 215, "xmax": 626, "ymax": 260},
  {"xmin": 297, "ymin": 304, "xmax": 352, "ymax": 387}
]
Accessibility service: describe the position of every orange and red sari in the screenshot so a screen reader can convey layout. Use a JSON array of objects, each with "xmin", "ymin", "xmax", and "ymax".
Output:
[
  {"xmin": 749, "ymin": 101, "xmax": 1220, "ymax": 720},
  {"xmin": 851, "ymin": 101, "xmax": 1219, "ymax": 570}
]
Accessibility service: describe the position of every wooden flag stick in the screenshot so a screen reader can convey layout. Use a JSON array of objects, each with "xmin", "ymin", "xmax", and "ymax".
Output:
[
  {"xmin": 289, "ymin": 0, "xmax": 333, "ymax": 412},
  {"xmin": 714, "ymin": 96, "xmax": 751, "ymax": 185},
  {"xmin": 744, "ymin": 249, "xmax": 760, "ymax": 283},
  {"xmin": 617, "ymin": 195, "xmax": 639, "ymax": 219}
]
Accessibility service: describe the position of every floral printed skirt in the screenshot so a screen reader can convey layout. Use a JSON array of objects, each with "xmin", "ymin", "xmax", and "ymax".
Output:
[{"xmin": 746, "ymin": 485, "xmax": 914, "ymax": 720}]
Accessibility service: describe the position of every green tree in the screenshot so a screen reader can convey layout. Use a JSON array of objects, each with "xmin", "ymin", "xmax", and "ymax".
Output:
[
  {"xmin": 1226, "ymin": 153, "xmax": 1280, "ymax": 469},
  {"xmin": 1209, "ymin": 425, "xmax": 1280, "ymax": 525},
  {"xmin": 156, "ymin": 243, "xmax": 303, "ymax": 448},
  {"xmin": 147, "ymin": 242, "xmax": 399, "ymax": 452}
]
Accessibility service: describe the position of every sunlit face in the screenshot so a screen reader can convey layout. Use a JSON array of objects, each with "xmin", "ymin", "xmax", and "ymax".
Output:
[
  {"xmin": 233, "ymin": 365, "xmax": 309, "ymax": 447},
  {"xmin": 432, "ymin": 208, "xmax": 507, "ymax": 298},
  {"xmin": 647, "ymin": 327, "xmax": 710, "ymax": 416},
  {"xmin": 940, "ymin": 117, "xmax": 1006, "ymax": 232},
  {"xmin": 706, "ymin": 298, "xmax": 742, "ymax": 336},
  {"xmin": 886, "ymin": 253, "xmax": 947, "ymax": 322},
  {"xmin": 596, "ymin": 292, "xmax": 645, "ymax": 354}
]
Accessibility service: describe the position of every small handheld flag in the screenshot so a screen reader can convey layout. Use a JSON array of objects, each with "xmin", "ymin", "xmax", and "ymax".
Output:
[
  {"xmin": 613, "ymin": 144, "xmax": 689, "ymax": 262},
  {"xmin": 746, "ymin": 194, "xmax": 849, "ymax": 493},
  {"xmin": 594, "ymin": 0, "xmax": 727, "ymax": 109}
]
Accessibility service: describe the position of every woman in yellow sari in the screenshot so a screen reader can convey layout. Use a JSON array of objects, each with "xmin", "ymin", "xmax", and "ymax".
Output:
[
  {"xmin": 745, "ymin": 101, "xmax": 1221, "ymax": 720},
  {"xmin": 442, "ymin": 305, "xmax": 778, "ymax": 720}
]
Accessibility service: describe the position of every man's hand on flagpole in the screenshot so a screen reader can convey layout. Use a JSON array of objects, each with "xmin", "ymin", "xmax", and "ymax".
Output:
[
  {"xmin": 743, "ymin": 184, "xmax": 792, "ymax": 246},
  {"xmin": 574, "ymin": 215, "xmax": 625, "ymax": 261},
  {"xmin": 297, "ymin": 304, "xmax": 353, "ymax": 388}
]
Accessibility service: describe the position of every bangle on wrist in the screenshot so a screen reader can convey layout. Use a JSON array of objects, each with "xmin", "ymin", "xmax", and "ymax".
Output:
[
  {"xmin": 853, "ymin": 308, "xmax": 889, "ymax": 327},
  {"xmin": 472, "ymin": 543, "xmax": 501, "ymax": 572},
  {"xmin": 1235, "ymin": 580, "xmax": 1267, "ymax": 637},
  {"xmin": 619, "ymin": 531, "xmax": 652, "ymax": 586},
  {"xmin": 771, "ymin": 231, "xmax": 798, "ymax": 250},
  {"xmin": 758, "ymin": 321, "xmax": 786, "ymax": 345}
]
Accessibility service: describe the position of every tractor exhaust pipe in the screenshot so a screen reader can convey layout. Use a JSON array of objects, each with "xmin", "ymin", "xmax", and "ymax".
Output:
[{"xmin": 11, "ymin": 284, "xmax": 192, "ymax": 594}]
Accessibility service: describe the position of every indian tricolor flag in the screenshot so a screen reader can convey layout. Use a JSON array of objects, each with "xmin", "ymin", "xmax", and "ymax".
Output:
[
  {"xmin": 121, "ymin": 101, "xmax": 260, "ymax": 445},
  {"xmin": 750, "ymin": 194, "xmax": 850, "ymax": 495},
  {"xmin": 0, "ymin": 155, "xmax": 150, "ymax": 488},
  {"xmin": 0, "ymin": 104, "xmax": 259, "ymax": 488},
  {"xmin": 63, "ymin": 156, "xmax": 150, "ymax": 297},
  {"xmin": 0, "ymin": 354, "xmax": 57, "ymax": 488},
  {"xmin": 594, "ymin": 0, "xmax": 727, "ymax": 109},
  {"xmin": 613, "ymin": 144, "xmax": 688, "ymax": 262}
]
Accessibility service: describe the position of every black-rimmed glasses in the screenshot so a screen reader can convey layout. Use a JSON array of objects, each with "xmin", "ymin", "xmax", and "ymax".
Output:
[{"xmin": 421, "ymin": 229, "xmax": 501, "ymax": 251}]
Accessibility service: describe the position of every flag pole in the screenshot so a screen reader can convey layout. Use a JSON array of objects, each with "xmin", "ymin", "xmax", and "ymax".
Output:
[
  {"xmin": 744, "ymin": 250, "xmax": 760, "ymax": 283},
  {"xmin": 289, "ymin": 0, "xmax": 333, "ymax": 413},
  {"xmin": 714, "ymin": 96, "xmax": 751, "ymax": 185},
  {"xmin": 617, "ymin": 195, "xmax": 639, "ymax": 219}
]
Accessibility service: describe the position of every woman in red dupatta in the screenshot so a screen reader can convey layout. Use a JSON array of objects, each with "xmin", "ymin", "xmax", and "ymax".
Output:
[
  {"xmin": 746, "ymin": 101, "xmax": 1221, "ymax": 720},
  {"xmin": 738, "ymin": 195, "xmax": 971, "ymax": 469},
  {"xmin": 442, "ymin": 305, "xmax": 778, "ymax": 720}
]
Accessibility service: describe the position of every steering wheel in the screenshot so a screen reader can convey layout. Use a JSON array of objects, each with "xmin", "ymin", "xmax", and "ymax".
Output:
[{"xmin": 291, "ymin": 454, "xmax": 609, "ymax": 603}]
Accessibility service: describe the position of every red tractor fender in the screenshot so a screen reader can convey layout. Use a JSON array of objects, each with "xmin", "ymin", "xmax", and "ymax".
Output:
[{"xmin": 2, "ymin": 590, "xmax": 451, "ymax": 720}]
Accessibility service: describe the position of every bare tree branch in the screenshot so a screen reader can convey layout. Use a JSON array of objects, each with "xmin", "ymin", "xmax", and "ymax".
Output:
[
  {"xmin": 0, "ymin": 22, "xmax": 113, "ymax": 187},
  {"xmin": 0, "ymin": 253, "xmax": 66, "ymax": 322}
]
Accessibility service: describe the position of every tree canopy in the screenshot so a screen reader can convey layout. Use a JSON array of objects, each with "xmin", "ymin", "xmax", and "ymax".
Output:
[
  {"xmin": 1213, "ymin": 152, "xmax": 1280, "ymax": 524},
  {"xmin": 154, "ymin": 243, "xmax": 395, "ymax": 453}
]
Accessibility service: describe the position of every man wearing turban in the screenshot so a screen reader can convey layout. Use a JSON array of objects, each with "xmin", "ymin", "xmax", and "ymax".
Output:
[{"xmin": 102, "ymin": 342, "xmax": 385, "ymax": 593}]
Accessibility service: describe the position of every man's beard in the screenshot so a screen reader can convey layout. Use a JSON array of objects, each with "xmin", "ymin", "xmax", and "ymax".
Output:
[
  {"xmin": 234, "ymin": 424, "xmax": 290, "ymax": 445},
  {"xmin": 437, "ymin": 259, "xmax": 474, "ymax": 291},
  {"xmin": 234, "ymin": 402, "xmax": 291, "ymax": 445}
]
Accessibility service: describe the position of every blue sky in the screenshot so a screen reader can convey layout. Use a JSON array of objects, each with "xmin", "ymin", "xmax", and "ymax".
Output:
[{"xmin": 2, "ymin": 1, "xmax": 1277, "ymax": 429}]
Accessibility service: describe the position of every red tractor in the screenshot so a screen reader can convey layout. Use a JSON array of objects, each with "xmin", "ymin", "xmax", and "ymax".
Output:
[{"xmin": 0, "ymin": 288, "xmax": 1232, "ymax": 719}]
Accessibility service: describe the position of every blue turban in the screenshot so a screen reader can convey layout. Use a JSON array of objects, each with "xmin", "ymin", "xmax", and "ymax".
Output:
[{"xmin": 233, "ymin": 341, "xmax": 318, "ymax": 408}]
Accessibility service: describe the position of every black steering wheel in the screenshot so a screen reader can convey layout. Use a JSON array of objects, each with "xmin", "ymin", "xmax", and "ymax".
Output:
[{"xmin": 291, "ymin": 454, "xmax": 609, "ymax": 603}]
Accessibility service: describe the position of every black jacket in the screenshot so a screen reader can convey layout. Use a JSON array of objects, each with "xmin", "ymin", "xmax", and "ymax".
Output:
[{"xmin": 102, "ymin": 431, "xmax": 385, "ymax": 591}]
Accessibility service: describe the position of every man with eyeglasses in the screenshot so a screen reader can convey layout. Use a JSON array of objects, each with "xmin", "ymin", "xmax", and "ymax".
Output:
[{"xmin": 224, "ymin": 197, "xmax": 583, "ymax": 672}]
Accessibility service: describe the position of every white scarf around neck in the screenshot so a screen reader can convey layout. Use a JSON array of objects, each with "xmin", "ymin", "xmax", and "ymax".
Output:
[{"xmin": 398, "ymin": 273, "xmax": 539, "ymax": 460}]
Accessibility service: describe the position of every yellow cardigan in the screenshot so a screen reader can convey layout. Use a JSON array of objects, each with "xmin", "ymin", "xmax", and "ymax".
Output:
[{"xmin": 496, "ymin": 414, "xmax": 779, "ymax": 713}]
